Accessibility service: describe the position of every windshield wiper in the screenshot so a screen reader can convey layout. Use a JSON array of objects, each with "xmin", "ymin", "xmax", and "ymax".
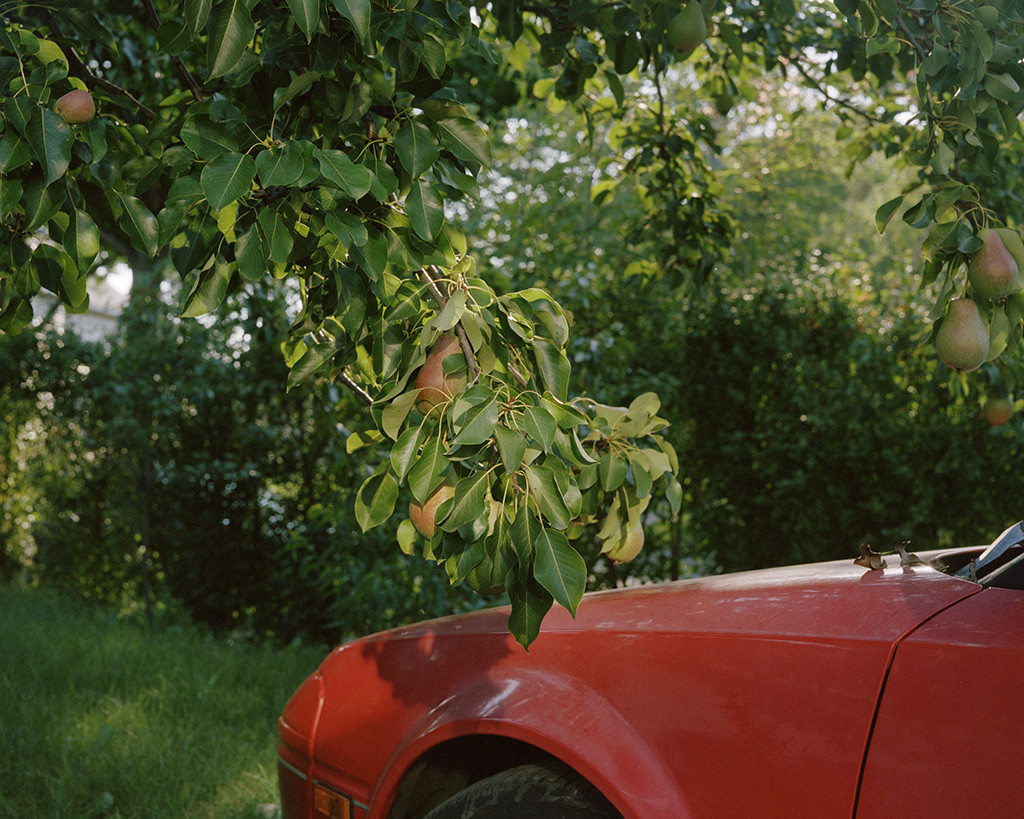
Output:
[{"xmin": 956, "ymin": 521, "xmax": 1024, "ymax": 582}]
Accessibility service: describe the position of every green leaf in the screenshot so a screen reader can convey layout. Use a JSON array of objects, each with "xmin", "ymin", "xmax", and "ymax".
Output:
[
  {"xmin": 407, "ymin": 179, "xmax": 444, "ymax": 241},
  {"xmin": 287, "ymin": 338, "xmax": 337, "ymax": 388},
  {"xmin": 287, "ymin": 0, "xmax": 321, "ymax": 40},
  {"xmin": 390, "ymin": 425, "xmax": 424, "ymax": 482},
  {"xmin": 382, "ymin": 390, "xmax": 417, "ymax": 439},
  {"xmin": 435, "ymin": 118, "xmax": 491, "ymax": 167},
  {"xmin": 599, "ymin": 452, "xmax": 627, "ymax": 493},
  {"xmin": 396, "ymin": 120, "xmax": 440, "ymax": 178},
  {"xmin": 65, "ymin": 209, "xmax": 100, "ymax": 273},
  {"xmin": 207, "ymin": 0, "xmax": 256, "ymax": 79},
  {"xmin": 875, "ymin": 195, "xmax": 904, "ymax": 234},
  {"xmin": 355, "ymin": 472, "xmax": 398, "ymax": 532},
  {"xmin": 181, "ymin": 260, "xmax": 232, "ymax": 317},
  {"xmin": 506, "ymin": 572, "xmax": 553, "ymax": 650},
  {"xmin": 523, "ymin": 405, "xmax": 557, "ymax": 452},
  {"xmin": 315, "ymin": 148, "xmax": 374, "ymax": 198},
  {"xmin": 533, "ymin": 339, "xmax": 570, "ymax": 400},
  {"xmin": 184, "ymin": 0, "xmax": 213, "ymax": 34},
  {"xmin": 22, "ymin": 178, "xmax": 65, "ymax": 231},
  {"xmin": 509, "ymin": 504, "xmax": 542, "ymax": 562},
  {"xmin": 494, "ymin": 424, "xmax": 527, "ymax": 474},
  {"xmin": 256, "ymin": 142, "xmax": 304, "ymax": 186},
  {"xmin": 235, "ymin": 222, "xmax": 267, "ymax": 280},
  {"xmin": 666, "ymin": 475, "xmax": 683, "ymax": 516},
  {"xmin": 397, "ymin": 517, "xmax": 417, "ymax": 555},
  {"xmin": 181, "ymin": 117, "xmax": 239, "ymax": 159},
  {"xmin": 115, "ymin": 193, "xmax": 159, "ymax": 257},
  {"xmin": 0, "ymin": 177, "xmax": 23, "ymax": 220},
  {"xmin": 408, "ymin": 437, "xmax": 450, "ymax": 502},
  {"xmin": 27, "ymin": 108, "xmax": 73, "ymax": 185},
  {"xmin": 201, "ymin": 152, "xmax": 257, "ymax": 210},
  {"xmin": 442, "ymin": 471, "xmax": 491, "ymax": 532},
  {"xmin": 449, "ymin": 393, "xmax": 499, "ymax": 447},
  {"xmin": 524, "ymin": 463, "xmax": 572, "ymax": 529},
  {"xmin": 533, "ymin": 528, "xmax": 586, "ymax": 617},
  {"xmin": 258, "ymin": 208, "xmax": 294, "ymax": 263},
  {"xmin": 330, "ymin": 0, "xmax": 372, "ymax": 51},
  {"xmin": 430, "ymin": 288, "xmax": 466, "ymax": 333}
]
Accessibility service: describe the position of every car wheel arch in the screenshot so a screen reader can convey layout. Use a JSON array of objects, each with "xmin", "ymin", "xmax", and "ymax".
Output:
[{"xmin": 372, "ymin": 669, "xmax": 691, "ymax": 819}]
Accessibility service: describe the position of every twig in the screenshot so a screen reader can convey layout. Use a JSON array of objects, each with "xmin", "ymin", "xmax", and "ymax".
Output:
[
  {"xmin": 784, "ymin": 56, "xmax": 888, "ymax": 125},
  {"xmin": 419, "ymin": 265, "xmax": 482, "ymax": 383},
  {"xmin": 337, "ymin": 369, "xmax": 374, "ymax": 406},
  {"xmin": 140, "ymin": 0, "xmax": 206, "ymax": 102}
]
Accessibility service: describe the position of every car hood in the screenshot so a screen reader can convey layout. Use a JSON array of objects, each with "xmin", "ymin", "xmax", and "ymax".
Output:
[
  {"xmin": 303, "ymin": 550, "xmax": 983, "ymax": 818},
  {"xmin": 354, "ymin": 549, "xmax": 982, "ymax": 648}
]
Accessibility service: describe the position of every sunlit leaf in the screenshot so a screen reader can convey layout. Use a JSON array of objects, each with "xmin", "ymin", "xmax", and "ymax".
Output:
[
  {"xmin": 355, "ymin": 471, "xmax": 398, "ymax": 532},
  {"xmin": 533, "ymin": 528, "xmax": 586, "ymax": 616}
]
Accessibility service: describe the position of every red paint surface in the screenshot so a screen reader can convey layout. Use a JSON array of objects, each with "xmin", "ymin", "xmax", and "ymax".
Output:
[{"xmin": 279, "ymin": 556, "xmax": 1003, "ymax": 818}]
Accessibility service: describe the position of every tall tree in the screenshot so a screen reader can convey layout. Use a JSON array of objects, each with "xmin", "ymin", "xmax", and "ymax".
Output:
[{"xmin": 2, "ymin": 1, "xmax": 1023, "ymax": 644}]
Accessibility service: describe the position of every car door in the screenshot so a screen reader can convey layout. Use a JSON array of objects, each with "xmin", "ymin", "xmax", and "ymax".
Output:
[{"xmin": 856, "ymin": 585, "xmax": 1024, "ymax": 816}]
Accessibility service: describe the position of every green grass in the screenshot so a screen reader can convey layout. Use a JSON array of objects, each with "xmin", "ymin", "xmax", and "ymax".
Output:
[{"xmin": 0, "ymin": 583, "xmax": 331, "ymax": 818}]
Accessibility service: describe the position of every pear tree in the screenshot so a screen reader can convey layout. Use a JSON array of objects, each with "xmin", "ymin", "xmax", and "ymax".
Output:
[{"xmin": 2, "ymin": 0, "xmax": 1024, "ymax": 645}]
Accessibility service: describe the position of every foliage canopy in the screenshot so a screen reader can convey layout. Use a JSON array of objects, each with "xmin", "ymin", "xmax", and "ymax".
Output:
[{"xmin": 3, "ymin": 0, "xmax": 1024, "ymax": 644}]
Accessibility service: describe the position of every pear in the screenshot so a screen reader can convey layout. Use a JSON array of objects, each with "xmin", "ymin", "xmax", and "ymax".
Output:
[
  {"xmin": 667, "ymin": 2, "xmax": 707, "ymax": 56},
  {"xmin": 602, "ymin": 520, "xmax": 645, "ymax": 564},
  {"xmin": 935, "ymin": 298, "xmax": 989, "ymax": 373},
  {"xmin": 408, "ymin": 483, "xmax": 455, "ymax": 539},
  {"xmin": 414, "ymin": 334, "xmax": 466, "ymax": 418},
  {"xmin": 54, "ymin": 89, "xmax": 96, "ymax": 124},
  {"xmin": 983, "ymin": 396, "xmax": 1014, "ymax": 427},
  {"xmin": 969, "ymin": 230, "xmax": 1020, "ymax": 301}
]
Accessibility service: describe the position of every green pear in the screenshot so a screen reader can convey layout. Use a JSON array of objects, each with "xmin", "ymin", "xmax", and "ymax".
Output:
[
  {"xmin": 667, "ymin": 2, "xmax": 707, "ymax": 56},
  {"xmin": 969, "ymin": 229, "xmax": 1020, "ymax": 301},
  {"xmin": 602, "ymin": 520, "xmax": 645, "ymax": 564},
  {"xmin": 935, "ymin": 298, "xmax": 989, "ymax": 373}
]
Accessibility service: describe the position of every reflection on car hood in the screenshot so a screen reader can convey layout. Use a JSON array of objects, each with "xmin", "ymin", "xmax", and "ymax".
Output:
[{"xmin": 357, "ymin": 551, "xmax": 981, "ymax": 648}]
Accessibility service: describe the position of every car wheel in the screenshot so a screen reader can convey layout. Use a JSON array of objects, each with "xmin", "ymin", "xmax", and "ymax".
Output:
[{"xmin": 421, "ymin": 761, "xmax": 621, "ymax": 819}]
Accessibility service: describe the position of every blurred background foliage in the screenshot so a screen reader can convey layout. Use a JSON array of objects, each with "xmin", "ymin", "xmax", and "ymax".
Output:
[{"xmin": 4, "ymin": 67, "xmax": 1023, "ymax": 645}]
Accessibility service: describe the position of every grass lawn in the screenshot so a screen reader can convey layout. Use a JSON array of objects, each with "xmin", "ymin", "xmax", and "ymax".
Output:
[{"xmin": 0, "ymin": 583, "xmax": 331, "ymax": 818}]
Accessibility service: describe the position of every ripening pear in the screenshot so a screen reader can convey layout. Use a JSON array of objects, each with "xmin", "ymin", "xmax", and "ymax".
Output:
[
  {"xmin": 415, "ymin": 334, "xmax": 467, "ymax": 418},
  {"xmin": 667, "ymin": 2, "xmax": 707, "ymax": 56},
  {"xmin": 983, "ymin": 396, "xmax": 1015, "ymax": 427},
  {"xmin": 935, "ymin": 298, "xmax": 989, "ymax": 373},
  {"xmin": 54, "ymin": 89, "xmax": 96, "ymax": 124},
  {"xmin": 409, "ymin": 483, "xmax": 455, "ymax": 539},
  {"xmin": 603, "ymin": 520, "xmax": 645, "ymax": 564},
  {"xmin": 969, "ymin": 230, "xmax": 1020, "ymax": 301}
]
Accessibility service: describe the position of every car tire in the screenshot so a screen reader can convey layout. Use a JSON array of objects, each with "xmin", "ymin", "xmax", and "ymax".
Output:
[{"xmin": 421, "ymin": 761, "xmax": 621, "ymax": 819}]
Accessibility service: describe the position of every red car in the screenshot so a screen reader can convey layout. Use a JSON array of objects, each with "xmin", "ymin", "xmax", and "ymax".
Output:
[{"xmin": 277, "ymin": 524, "xmax": 1024, "ymax": 818}]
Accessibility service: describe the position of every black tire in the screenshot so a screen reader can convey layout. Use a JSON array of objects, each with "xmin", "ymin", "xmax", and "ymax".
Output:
[{"xmin": 421, "ymin": 761, "xmax": 621, "ymax": 819}]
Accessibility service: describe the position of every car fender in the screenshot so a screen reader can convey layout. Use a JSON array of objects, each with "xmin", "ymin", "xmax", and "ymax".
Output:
[{"xmin": 372, "ymin": 665, "xmax": 691, "ymax": 819}]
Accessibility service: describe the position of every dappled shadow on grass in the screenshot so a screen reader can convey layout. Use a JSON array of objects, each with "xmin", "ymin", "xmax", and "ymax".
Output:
[{"xmin": 0, "ymin": 583, "xmax": 328, "ymax": 818}]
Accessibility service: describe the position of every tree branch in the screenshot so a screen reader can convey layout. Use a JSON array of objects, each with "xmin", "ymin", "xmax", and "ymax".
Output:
[
  {"xmin": 336, "ymin": 369, "xmax": 374, "ymax": 406},
  {"xmin": 140, "ymin": 0, "xmax": 206, "ymax": 102}
]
